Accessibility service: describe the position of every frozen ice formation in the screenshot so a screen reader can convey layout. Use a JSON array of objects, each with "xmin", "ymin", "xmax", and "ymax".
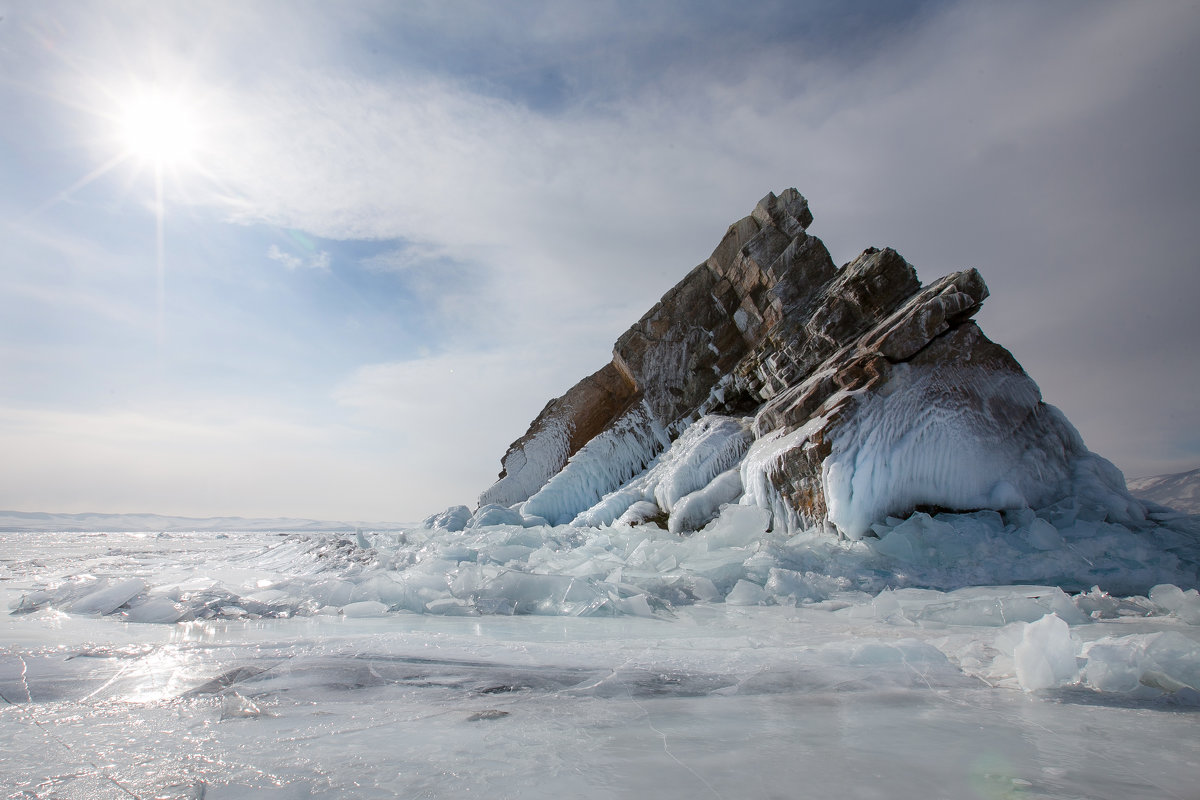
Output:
[
  {"xmin": 1014, "ymin": 613, "xmax": 1078, "ymax": 691},
  {"xmin": 15, "ymin": 514, "xmax": 1198, "ymax": 623},
  {"xmin": 474, "ymin": 189, "xmax": 1146, "ymax": 538}
]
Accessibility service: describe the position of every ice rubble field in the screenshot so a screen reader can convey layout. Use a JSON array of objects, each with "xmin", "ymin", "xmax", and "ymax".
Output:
[{"xmin": 1, "ymin": 507, "xmax": 1199, "ymax": 799}]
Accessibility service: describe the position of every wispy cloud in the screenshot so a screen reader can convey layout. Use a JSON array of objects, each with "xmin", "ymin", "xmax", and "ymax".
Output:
[
  {"xmin": 360, "ymin": 242, "xmax": 459, "ymax": 275},
  {"xmin": 267, "ymin": 244, "xmax": 329, "ymax": 271},
  {"xmin": 194, "ymin": 0, "xmax": 1200, "ymax": 482},
  {"xmin": 309, "ymin": 250, "xmax": 331, "ymax": 271},
  {"xmin": 3, "ymin": 0, "xmax": 1197, "ymax": 519}
]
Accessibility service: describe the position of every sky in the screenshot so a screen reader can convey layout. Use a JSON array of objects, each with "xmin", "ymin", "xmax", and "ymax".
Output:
[{"xmin": 1, "ymin": 0, "xmax": 1198, "ymax": 523}]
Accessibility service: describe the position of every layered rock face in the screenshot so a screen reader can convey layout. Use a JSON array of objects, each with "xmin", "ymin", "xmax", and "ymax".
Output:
[{"xmin": 476, "ymin": 190, "xmax": 1143, "ymax": 539}]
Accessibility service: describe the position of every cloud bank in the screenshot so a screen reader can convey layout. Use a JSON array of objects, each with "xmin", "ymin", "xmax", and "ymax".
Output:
[{"xmin": 2, "ymin": 0, "xmax": 1197, "ymax": 519}]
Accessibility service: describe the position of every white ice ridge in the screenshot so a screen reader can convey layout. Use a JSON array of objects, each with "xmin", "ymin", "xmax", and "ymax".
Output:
[
  {"xmin": 521, "ymin": 402, "xmax": 671, "ymax": 525},
  {"xmin": 10, "ymin": 507, "xmax": 1200, "ymax": 705},
  {"xmin": 818, "ymin": 361, "xmax": 1144, "ymax": 539},
  {"xmin": 478, "ymin": 415, "xmax": 571, "ymax": 509},
  {"xmin": 570, "ymin": 414, "xmax": 753, "ymax": 532},
  {"xmin": 18, "ymin": 503, "xmax": 1198, "ymax": 624}
]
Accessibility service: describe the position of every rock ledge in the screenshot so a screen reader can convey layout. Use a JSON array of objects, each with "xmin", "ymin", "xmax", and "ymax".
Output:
[{"xmin": 473, "ymin": 190, "xmax": 1142, "ymax": 538}]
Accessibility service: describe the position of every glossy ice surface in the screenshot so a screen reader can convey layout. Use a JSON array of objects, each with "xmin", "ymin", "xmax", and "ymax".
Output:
[{"xmin": 2, "ymin": 529, "xmax": 1198, "ymax": 799}]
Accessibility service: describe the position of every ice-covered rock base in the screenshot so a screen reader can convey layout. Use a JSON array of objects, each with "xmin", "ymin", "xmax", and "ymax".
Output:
[{"xmin": 473, "ymin": 189, "xmax": 1154, "ymax": 542}]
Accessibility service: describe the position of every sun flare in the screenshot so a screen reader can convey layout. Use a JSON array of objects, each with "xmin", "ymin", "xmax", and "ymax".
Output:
[{"xmin": 116, "ymin": 87, "xmax": 201, "ymax": 168}]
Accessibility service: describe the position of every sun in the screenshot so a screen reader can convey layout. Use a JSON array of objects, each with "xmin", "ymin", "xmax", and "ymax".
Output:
[{"xmin": 115, "ymin": 86, "xmax": 201, "ymax": 168}]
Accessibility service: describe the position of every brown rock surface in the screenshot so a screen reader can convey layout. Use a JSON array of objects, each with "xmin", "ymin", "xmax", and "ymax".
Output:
[
  {"xmin": 478, "ymin": 189, "xmax": 1140, "ymax": 537},
  {"xmin": 483, "ymin": 188, "xmax": 827, "ymax": 509},
  {"xmin": 480, "ymin": 362, "xmax": 637, "ymax": 509}
]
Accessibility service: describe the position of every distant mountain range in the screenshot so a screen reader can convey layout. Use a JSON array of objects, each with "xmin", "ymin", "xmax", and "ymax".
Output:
[
  {"xmin": 0, "ymin": 510, "xmax": 411, "ymax": 533},
  {"xmin": 1126, "ymin": 467, "xmax": 1200, "ymax": 515}
]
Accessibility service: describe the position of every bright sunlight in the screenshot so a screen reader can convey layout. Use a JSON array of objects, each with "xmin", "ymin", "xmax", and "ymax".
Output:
[{"xmin": 116, "ymin": 87, "xmax": 201, "ymax": 168}]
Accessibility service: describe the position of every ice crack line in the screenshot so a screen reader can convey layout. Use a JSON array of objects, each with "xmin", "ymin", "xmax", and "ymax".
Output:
[
  {"xmin": 19, "ymin": 650, "xmax": 33, "ymax": 704},
  {"xmin": 627, "ymin": 691, "xmax": 726, "ymax": 800},
  {"xmin": 555, "ymin": 652, "xmax": 726, "ymax": 800},
  {"xmin": 1, "ymin": 654, "xmax": 143, "ymax": 799}
]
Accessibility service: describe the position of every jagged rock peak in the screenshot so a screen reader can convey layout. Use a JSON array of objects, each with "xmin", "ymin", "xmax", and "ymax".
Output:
[{"xmin": 473, "ymin": 189, "xmax": 1142, "ymax": 539}]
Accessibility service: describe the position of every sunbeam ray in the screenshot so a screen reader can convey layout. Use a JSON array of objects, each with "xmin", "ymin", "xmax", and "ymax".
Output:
[{"xmin": 21, "ymin": 152, "xmax": 129, "ymax": 220}]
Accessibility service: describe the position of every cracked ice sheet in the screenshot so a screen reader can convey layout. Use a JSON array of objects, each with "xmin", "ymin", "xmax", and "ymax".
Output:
[
  {"xmin": 2, "ymin": 533, "xmax": 1200, "ymax": 799},
  {"xmin": 0, "ymin": 618, "xmax": 1196, "ymax": 798}
]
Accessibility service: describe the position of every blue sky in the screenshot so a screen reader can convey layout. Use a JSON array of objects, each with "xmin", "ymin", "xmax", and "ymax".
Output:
[{"xmin": 2, "ymin": 0, "xmax": 1198, "ymax": 521}]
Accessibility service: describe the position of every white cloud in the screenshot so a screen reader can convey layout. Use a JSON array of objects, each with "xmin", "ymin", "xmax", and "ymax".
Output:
[
  {"xmin": 6, "ymin": 0, "xmax": 1199, "ymax": 521},
  {"xmin": 266, "ymin": 244, "xmax": 302, "ymax": 270},
  {"xmin": 267, "ymin": 244, "xmax": 329, "ymax": 271},
  {"xmin": 360, "ymin": 242, "xmax": 457, "ymax": 274},
  {"xmin": 309, "ymin": 250, "xmax": 331, "ymax": 271},
  {"xmin": 205, "ymin": 0, "xmax": 1200, "ymax": 482},
  {"xmin": 206, "ymin": 0, "xmax": 1200, "ymax": 479}
]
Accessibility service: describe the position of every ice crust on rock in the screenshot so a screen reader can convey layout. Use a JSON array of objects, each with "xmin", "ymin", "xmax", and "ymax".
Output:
[
  {"xmin": 670, "ymin": 467, "xmax": 744, "ymax": 534},
  {"xmin": 476, "ymin": 188, "xmax": 1148, "ymax": 542},
  {"xmin": 521, "ymin": 402, "xmax": 670, "ymax": 526},
  {"xmin": 567, "ymin": 414, "xmax": 753, "ymax": 532},
  {"xmin": 479, "ymin": 362, "xmax": 638, "ymax": 509},
  {"xmin": 478, "ymin": 416, "xmax": 571, "ymax": 509},
  {"xmin": 467, "ymin": 504, "xmax": 525, "ymax": 529},
  {"xmin": 822, "ymin": 356, "xmax": 1084, "ymax": 539},
  {"xmin": 739, "ymin": 416, "xmax": 834, "ymax": 536}
]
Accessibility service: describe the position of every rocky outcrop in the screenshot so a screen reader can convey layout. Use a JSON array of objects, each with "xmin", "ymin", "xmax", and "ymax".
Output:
[
  {"xmin": 480, "ymin": 362, "xmax": 637, "ymax": 509},
  {"xmin": 474, "ymin": 190, "xmax": 1144, "ymax": 538}
]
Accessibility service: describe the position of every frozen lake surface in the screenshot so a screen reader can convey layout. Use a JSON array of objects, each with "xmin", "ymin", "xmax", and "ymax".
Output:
[{"xmin": 2, "ymin": 525, "xmax": 1198, "ymax": 799}]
